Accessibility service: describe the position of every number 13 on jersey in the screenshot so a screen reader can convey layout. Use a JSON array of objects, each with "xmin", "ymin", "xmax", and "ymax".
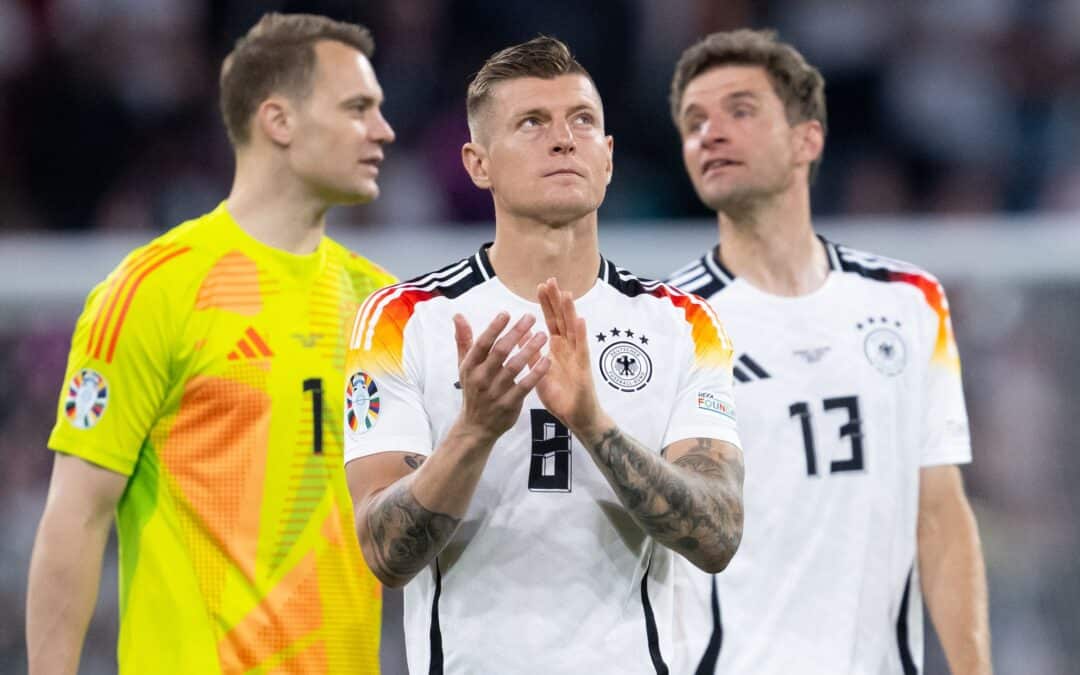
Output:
[{"xmin": 788, "ymin": 396, "xmax": 864, "ymax": 477}]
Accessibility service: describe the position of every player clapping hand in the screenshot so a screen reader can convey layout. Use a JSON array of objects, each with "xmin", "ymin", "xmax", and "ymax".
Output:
[
  {"xmin": 453, "ymin": 311, "xmax": 550, "ymax": 439},
  {"xmin": 535, "ymin": 278, "xmax": 610, "ymax": 438}
]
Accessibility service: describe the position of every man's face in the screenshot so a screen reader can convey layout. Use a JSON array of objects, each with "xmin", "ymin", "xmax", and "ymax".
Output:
[
  {"xmin": 467, "ymin": 74, "xmax": 613, "ymax": 225},
  {"xmin": 679, "ymin": 65, "xmax": 817, "ymax": 213},
  {"xmin": 288, "ymin": 40, "xmax": 395, "ymax": 205}
]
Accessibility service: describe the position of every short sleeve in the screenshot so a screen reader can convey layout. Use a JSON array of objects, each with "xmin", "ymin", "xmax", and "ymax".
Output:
[
  {"xmin": 919, "ymin": 281, "xmax": 972, "ymax": 466},
  {"xmin": 343, "ymin": 286, "xmax": 433, "ymax": 463},
  {"xmin": 660, "ymin": 292, "xmax": 741, "ymax": 449},
  {"xmin": 47, "ymin": 249, "xmax": 182, "ymax": 476}
]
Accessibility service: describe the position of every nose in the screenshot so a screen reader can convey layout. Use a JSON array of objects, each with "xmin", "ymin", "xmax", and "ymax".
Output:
[
  {"xmin": 371, "ymin": 108, "xmax": 395, "ymax": 145},
  {"xmin": 550, "ymin": 119, "xmax": 575, "ymax": 155},
  {"xmin": 700, "ymin": 114, "xmax": 728, "ymax": 149}
]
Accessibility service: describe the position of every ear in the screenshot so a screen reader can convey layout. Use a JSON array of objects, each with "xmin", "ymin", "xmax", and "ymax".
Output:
[
  {"xmin": 461, "ymin": 141, "xmax": 492, "ymax": 190},
  {"xmin": 794, "ymin": 119, "xmax": 824, "ymax": 168},
  {"xmin": 604, "ymin": 134, "xmax": 614, "ymax": 185},
  {"xmin": 255, "ymin": 97, "xmax": 294, "ymax": 147}
]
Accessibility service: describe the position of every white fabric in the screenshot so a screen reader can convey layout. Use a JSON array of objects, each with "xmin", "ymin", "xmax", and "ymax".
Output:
[
  {"xmin": 347, "ymin": 259, "xmax": 740, "ymax": 675},
  {"xmin": 670, "ymin": 243, "xmax": 971, "ymax": 675}
]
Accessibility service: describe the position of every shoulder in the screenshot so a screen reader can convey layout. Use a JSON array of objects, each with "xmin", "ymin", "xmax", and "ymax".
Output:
[
  {"xmin": 75, "ymin": 216, "xmax": 224, "ymax": 364},
  {"xmin": 89, "ymin": 216, "xmax": 218, "ymax": 307},
  {"xmin": 106, "ymin": 209, "xmax": 236, "ymax": 289},
  {"xmin": 349, "ymin": 253, "xmax": 491, "ymax": 351},
  {"xmin": 601, "ymin": 260, "xmax": 728, "ymax": 338},
  {"xmin": 831, "ymin": 240, "xmax": 949, "ymax": 315},
  {"xmin": 325, "ymin": 238, "xmax": 397, "ymax": 287},
  {"xmin": 662, "ymin": 249, "xmax": 732, "ymax": 299}
]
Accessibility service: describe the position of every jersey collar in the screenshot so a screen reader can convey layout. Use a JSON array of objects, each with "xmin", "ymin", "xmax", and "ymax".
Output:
[
  {"xmin": 710, "ymin": 234, "xmax": 840, "ymax": 282},
  {"xmin": 475, "ymin": 242, "xmax": 609, "ymax": 282}
]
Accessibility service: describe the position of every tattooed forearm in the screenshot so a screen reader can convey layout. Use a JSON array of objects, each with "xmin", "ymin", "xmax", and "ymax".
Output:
[
  {"xmin": 363, "ymin": 478, "xmax": 460, "ymax": 587},
  {"xmin": 588, "ymin": 431, "xmax": 744, "ymax": 572}
]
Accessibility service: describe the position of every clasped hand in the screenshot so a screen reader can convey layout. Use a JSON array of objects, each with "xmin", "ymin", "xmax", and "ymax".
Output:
[{"xmin": 452, "ymin": 278, "xmax": 603, "ymax": 442}]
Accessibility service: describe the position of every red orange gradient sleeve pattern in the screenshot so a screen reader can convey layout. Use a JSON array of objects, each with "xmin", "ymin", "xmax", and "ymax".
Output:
[
  {"xmin": 889, "ymin": 270, "xmax": 961, "ymax": 373},
  {"xmin": 650, "ymin": 286, "xmax": 742, "ymax": 450},
  {"xmin": 343, "ymin": 286, "xmax": 439, "ymax": 463},
  {"xmin": 890, "ymin": 272, "xmax": 972, "ymax": 465},
  {"xmin": 48, "ymin": 244, "xmax": 191, "ymax": 475}
]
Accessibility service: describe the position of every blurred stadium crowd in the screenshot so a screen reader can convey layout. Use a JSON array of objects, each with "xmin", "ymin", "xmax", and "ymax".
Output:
[
  {"xmin": 1, "ymin": 1, "xmax": 1078, "ymax": 673},
  {"xmin": 0, "ymin": 0, "xmax": 1079, "ymax": 235}
]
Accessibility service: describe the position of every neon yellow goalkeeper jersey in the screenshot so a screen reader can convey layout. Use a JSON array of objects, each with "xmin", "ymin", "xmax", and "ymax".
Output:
[{"xmin": 48, "ymin": 202, "xmax": 393, "ymax": 674}]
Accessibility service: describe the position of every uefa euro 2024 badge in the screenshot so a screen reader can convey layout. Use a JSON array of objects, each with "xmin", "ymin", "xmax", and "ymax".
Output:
[
  {"xmin": 594, "ymin": 326, "xmax": 653, "ymax": 392},
  {"xmin": 346, "ymin": 370, "xmax": 381, "ymax": 437},
  {"xmin": 856, "ymin": 315, "xmax": 907, "ymax": 377},
  {"xmin": 64, "ymin": 368, "xmax": 109, "ymax": 429}
]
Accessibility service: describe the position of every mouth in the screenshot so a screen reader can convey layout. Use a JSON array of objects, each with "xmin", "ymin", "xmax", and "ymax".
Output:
[
  {"xmin": 543, "ymin": 168, "xmax": 584, "ymax": 178},
  {"xmin": 359, "ymin": 156, "xmax": 383, "ymax": 171},
  {"xmin": 701, "ymin": 158, "xmax": 741, "ymax": 176}
]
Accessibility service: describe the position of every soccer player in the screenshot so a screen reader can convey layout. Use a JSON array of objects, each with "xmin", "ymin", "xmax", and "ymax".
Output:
[
  {"xmin": 664, "ymin": 30, "xmax": 992, "ymax": 675},
  {"xmin": 343, "ymin": 37, "xmax": 744, "ymax": 674},
  {"xmin": 26, "ymin": 13, "xmax": 395, "ymax": 674}
]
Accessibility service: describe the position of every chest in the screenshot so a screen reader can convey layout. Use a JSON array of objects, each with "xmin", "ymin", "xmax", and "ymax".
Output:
[
  {"xmin": 715, "ymin": 288, "xmax": 927, "ymax": 483},
  {"xmin": 426, "ymin": 306, "xmax": 687, "ymax": 425},
  {"xmin": 172, "ymin": 278, "xmax": 361, "ymax": 427}
]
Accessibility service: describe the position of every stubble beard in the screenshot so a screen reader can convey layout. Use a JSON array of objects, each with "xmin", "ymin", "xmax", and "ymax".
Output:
[
  {"xmin": 504, "ymin": 187, "xmax": 601, "ymax": 228},
  {"xmin": 703, "ymin": 168, "xmax": 794, "ymax": 223}
]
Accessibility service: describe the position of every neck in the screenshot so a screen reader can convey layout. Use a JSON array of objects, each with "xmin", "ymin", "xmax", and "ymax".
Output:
[
  {"xmin": 716, "ymin": 186, "xmax": 827, "ymax": 297},
  {"xmin": 488, "ymin": 210, "xmax": 601, "ymax": 302},
  {"xmin": 225, "ymin": 152, "xmax": 329, "ymax": 255}
]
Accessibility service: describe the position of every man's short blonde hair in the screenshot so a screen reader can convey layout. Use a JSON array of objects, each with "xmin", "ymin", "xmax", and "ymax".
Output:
[{"xmin": 466, "ymin": 36, "xmax": 595, "ymax": 140}]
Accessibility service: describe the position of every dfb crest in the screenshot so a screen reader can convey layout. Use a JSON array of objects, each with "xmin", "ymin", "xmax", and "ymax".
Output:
[{"xmin": 595, "ymin": 326, "xmax": 653, "ymax": 392}]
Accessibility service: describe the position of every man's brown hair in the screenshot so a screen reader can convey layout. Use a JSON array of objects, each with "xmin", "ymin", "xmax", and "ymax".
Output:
[
  {"xmin": 670, "ymin": 29, "xmax": 827, "ymax": 177},
  {"xmin": 466, "ymin": 36, "xmax": 595, "ymax": 140},
  {"xmin": 220, "ymin": 13, "xmax": 375, "ymax": 147}
]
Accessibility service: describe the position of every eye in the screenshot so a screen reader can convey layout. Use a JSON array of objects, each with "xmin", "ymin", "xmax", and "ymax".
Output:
[
  {"xmin": 574, "ymin": 112, "xmax": 595, "ymax": 125},
  {"xmin": 520, "ymin": 116, "xmax": 541, "ymax": 129},
  {"xmin": 732, "ymin": 106, "xmax": 754, "ymax": 119}
]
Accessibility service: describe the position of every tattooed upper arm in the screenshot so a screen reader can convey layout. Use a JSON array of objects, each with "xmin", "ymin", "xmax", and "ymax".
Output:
[
  {"xmin": 344, "ymin": 452, "xmax": 460, "ymax": 588},
  {"xmin": 345, "ymin": 452, "xmax": 425, "ymax": 511},
  {"xmin": 362, "ymin": 477, "xmax": 461, "ymax": 588},
  {"xmin": 666, "ymin": 437, "xmax": 743, "ymax": 481}
]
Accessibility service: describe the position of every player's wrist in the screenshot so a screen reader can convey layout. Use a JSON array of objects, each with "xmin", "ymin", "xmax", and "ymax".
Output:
[
  {"xmin": 447, "ymin": 416, "xmax": 503, "ymax": 453},
  {"xmin": 569, "ymin": 408, "xmax": 615, "ymax": 449}
]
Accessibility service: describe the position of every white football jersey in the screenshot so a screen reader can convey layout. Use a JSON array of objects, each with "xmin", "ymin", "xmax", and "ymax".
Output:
[
  {"xmin": 665, "ymin": 238, "xmax": 971, "ymax": 675},
  {"xmin": 345, "ymin": 245, "xmax": 741, "ymax": 675}
]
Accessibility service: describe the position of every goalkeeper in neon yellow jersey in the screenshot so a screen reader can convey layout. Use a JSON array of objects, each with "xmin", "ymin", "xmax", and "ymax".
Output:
[{"xmin": 27, "ymin": 13, "xmax": 396, "ymax": 675}]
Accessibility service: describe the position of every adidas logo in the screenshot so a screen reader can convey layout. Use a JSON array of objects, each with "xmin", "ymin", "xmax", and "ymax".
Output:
[
  {"xmin": 733, "ymin": 354, "xmax": 770, "ymax": 384},
  {"xmin": 227, "ymin": 327, "xmax": 274, "ymax": 360}
]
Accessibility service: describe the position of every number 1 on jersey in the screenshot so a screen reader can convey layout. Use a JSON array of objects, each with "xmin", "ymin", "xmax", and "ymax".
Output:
[
  {"xmin": 529, "ymin": 409, "xmax": 572, "ymax": 492},
  {"xmin": 304, "ymin": 378, "xmax": 323, "ymax": 455}
]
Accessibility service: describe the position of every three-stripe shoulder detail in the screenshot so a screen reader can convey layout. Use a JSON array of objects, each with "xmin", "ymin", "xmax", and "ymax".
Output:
[
  {"xmin": 834, "ymin": 243, "xmax": 930, "ymax": 281},
  {"xmin": 833, "ymin": 242, "xmax": 947, "ymax": 314},
  {"xmin": 86, "ymin": 242, "xmax": 192, "ymax": 363},
  {"xmin": 664, "ymin": 249, "xmax": 730, "ymax": 299},
  {"xmin": 602, "ymin": 264, "xmax": 728, "ymax": 343},
  {"xmin": 349, "ymin": 256, "xmax": 487, "ymax": 351}
]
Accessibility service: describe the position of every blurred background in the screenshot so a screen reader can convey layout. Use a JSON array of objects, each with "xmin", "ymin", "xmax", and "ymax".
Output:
[{"xmin": 1, "ymin": 0, "xmax": 1078, "ymax": 673}]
